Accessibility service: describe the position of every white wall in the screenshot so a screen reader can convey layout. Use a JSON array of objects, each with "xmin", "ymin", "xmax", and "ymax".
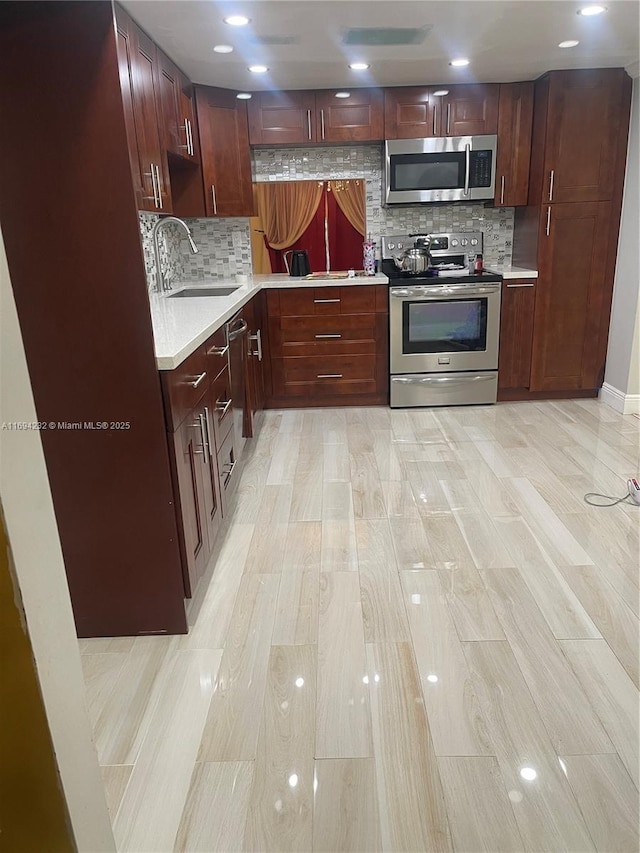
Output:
[
  {"xmin": 602, "ymin": 75, "xmax": 640, "ymax": 413},
  {"xmin": 0, "ymin": 226, "xmax": 115, "ymax": 851}
]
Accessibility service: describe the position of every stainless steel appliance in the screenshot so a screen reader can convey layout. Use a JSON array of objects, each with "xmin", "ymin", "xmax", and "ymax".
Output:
[
  {"xmin": 384, "ymin": 135, "xmax": 497, "ymax": 205},
  {"xmin": 383, "ymin": 232, "xmax": 502, "ymax": 408}
]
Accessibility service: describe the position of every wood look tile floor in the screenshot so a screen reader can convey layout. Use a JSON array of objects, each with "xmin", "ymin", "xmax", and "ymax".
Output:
[{"xmin": 80, "ymin": 400, "xmax": 640, "ymax": 853}]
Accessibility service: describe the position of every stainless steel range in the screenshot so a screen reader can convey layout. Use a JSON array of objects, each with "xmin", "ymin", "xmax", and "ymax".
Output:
[{"xmin": 382, "ymin": 232, "xmax": 502, "ymax": 408}]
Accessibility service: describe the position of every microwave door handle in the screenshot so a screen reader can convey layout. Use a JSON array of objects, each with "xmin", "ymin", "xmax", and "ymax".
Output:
[{"xmin": 464, "ymin": 144, "xmax": 470, "ymax": 196}]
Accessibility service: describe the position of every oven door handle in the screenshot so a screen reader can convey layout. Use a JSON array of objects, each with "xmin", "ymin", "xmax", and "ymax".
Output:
[
  {"xmin": 392, "ymin": 374, "xmax": 496, "ymax": 385},
  {"xmin": 392, "ymin": 285, "xmax": 500, "ymax": 299}
]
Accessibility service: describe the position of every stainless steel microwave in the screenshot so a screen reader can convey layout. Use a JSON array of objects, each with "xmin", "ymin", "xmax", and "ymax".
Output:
[{"xmin": 384, "ymin": 135, "xmax": 497, "ymax": 205}]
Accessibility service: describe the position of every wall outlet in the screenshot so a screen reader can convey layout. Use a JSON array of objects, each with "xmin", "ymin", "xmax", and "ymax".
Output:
[{"xmin": 627, "ymin": 478, "xmax": 640, "ymax": 505}]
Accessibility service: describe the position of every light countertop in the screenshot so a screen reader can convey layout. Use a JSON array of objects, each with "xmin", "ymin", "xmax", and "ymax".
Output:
[
  {"xmin": 150, "ymin": 273, "xmax": 389, "ymax": 370},
  {"xmin": 486, "ymin": 265, "xmax": 538, "ymax": 280}
]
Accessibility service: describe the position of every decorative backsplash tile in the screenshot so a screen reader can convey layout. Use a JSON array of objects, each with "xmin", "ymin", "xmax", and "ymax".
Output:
[
  {"xmin": 252, "ymin": 144, "xmax": 515, "ymax": 267},
  {"xmin": 138, "ymin": 213, "xmax": 252, "ymax": 291}
]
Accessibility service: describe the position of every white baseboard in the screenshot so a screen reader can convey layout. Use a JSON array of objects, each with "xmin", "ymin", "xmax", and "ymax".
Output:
[{"xmin": 600, "ymin": 382, "xmax": 640, "ymax": 414}]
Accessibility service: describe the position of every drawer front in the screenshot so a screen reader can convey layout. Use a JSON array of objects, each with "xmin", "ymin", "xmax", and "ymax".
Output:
[
  {"xmin": 208, "ymin": 365, "xmax": 234, "ymax": 450},
  {"xmin": 204, "ymin": 326, "xmax": 229, "ymax": 376},
  {"xmin": 270, "ymin": 313, "xmax": 378, "ymax": 357},
  {"xmin": 268, "ymin": 286, "xmax": 380, "ymax": 317},
  {"xmin": 272, "ymin": 354, "xmax": 378, "ymax": 397},
  {"xmin": 161, "ymin": 345, "xmax": 208, "ymax": 431}
]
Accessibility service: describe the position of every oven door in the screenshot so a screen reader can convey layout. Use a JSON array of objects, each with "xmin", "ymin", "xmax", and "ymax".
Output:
[
  {"xmin": 389, "ymin": 283, "xmax": 501, "ymax": 374},
  {"xmin": 385, "ymin": 135, "xmax": 497, "ymax": 204}
]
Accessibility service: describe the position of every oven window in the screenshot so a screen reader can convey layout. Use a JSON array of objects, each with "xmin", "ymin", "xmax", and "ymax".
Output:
[
  {"xmin": 390, "ymin": 152, "xmax": 464, "ymax": 191},
  {"xmin": 403, "ymin": 298, "xmax": 488, "ymax": 353}
]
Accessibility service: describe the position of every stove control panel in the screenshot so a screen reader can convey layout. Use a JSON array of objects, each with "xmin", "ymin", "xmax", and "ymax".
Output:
[{"xmin": 382, "ymin": 231, "xmax": 483, "ymax": 260}]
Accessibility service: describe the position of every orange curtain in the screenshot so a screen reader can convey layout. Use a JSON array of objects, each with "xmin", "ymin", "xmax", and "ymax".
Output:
[
  {"xmin": 254, "ymin": 181, "xmax": 324, "ymax": 249},
  {"xmin": 328, "ymin": 180, "xmax": 366, "ymax": 236}
]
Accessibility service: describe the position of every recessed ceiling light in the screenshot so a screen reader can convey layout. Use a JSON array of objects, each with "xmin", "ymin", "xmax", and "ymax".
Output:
[
  {"xmin": 349, "ymin": 62, "xmax": 370, "ymax": 70},
  {"xmin": 213, "ymin": 44, "xmax": 234, "ymax": 53},
  {"xmin": 236, "ymin": 92, "xmax": 252, "ymax": 99},
  {"xmin": 224, "ymin": 14, "xmax": 250, "ymax": 26},
  {"xmin": 432, "ymin": 89, "xmax": 449, "ymax": 96},
  {"xmin": 335, "ymin": 91, "xmax": 351, "ymax": 98},
  {"xmin": 248, "ymin": 64, "xmax": 268, "ymax": 73},
  {"xmin": 449, "ymin": 58, "xmax": 470, "ymax": 67},
  {"xmin": 558, "ymin": 39, "xmax": 580, "ymax": 48},
  {"xmin": 577, "ymin": 5, "xmax": 606, "ymax": 14}
]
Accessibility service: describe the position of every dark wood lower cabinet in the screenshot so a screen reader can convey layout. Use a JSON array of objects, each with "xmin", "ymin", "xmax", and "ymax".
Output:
[{"xmin": 497, "ymin": 278, "xmax": 536, "ymax": 393}]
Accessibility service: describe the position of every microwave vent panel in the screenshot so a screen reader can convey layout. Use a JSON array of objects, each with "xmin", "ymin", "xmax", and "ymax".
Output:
[{"xmin": 342, "ymin": 27, "xmax": 431, "ymax": 46}]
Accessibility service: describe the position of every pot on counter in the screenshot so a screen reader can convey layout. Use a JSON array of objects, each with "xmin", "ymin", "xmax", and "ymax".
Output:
[
  {"xmin": 391, "ymin": 234, "xmax": 432, "ymax": 275},
  {"xmin": 283, "ymin": 249, "xmax": 311, "ymax": 277}
]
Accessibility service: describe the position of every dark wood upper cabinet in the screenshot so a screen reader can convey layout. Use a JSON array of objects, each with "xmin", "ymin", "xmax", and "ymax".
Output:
[
  {"xmin": 384, "ymin": 87, "xmax": 438, "ymax": 139},
  {"xmin": 441, "ymin": 85, "xmax": 499, "ymax": 136},
  {"xmin": 529, "ymin": 69, "xmax": 632, "ymax": 205},
  {"xmin": 156, "ymin": 49, "xmax": 198, "ymax": 163},
  {"xmin": 248, "ymin": 90, "xmax": 317, "ymax": 145},
  {"xmin": 315, "ymin": 88, "xmax": 384, "ymax": 142},
  {"xmin": 495, "ymin": 82, "xmax": 534, "ymax": 207},
  {"xmin": 195, "ymin": 86, "xmax": 255, "ymax": 217},
  {"xmin": 114, "ymin": 8, "xmax": 144, "ymax": 209},
  {"xmin": 530, "ymin": 201, "xmax": 612, "ymax": 392}
]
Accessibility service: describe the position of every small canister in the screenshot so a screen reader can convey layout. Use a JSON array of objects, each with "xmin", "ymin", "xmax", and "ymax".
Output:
[{"xmin": 363, "ymin": 241, "xmax": 376, "ymax": 276}]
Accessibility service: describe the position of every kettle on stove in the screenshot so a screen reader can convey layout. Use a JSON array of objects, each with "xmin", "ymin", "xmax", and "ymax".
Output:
[{"xmin": 283, "ymin": 249, "xmax": 311, "ymax": 277}]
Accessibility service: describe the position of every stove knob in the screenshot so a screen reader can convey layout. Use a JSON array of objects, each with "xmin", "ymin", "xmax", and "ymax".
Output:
[
  {"xmin": 471, "ymin": 238, "xmax": 478, "ymax": 246},
  {"xmin": 397, "ymin": 242, "xmax": 403, "ymax": 249},
  {"xmin": 451, "ymin": 239, "xmax": 459, "ymax": 247},
  {"xmin": 387, "ymin": 242, "xmax": 395, "ymax": 250},
  {"xmin": 461, "ymin": 239, "xmax": 468, "ymax": 246}
]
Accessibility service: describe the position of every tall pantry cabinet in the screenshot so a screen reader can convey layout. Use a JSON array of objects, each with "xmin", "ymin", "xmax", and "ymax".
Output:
[{"xmin": 513, "ymin": 69, "xmax": 632, "ymax": 396}]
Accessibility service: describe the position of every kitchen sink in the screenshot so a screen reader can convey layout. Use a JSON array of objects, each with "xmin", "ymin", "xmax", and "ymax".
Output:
[{"xmin": 169, "ymin": 286, "xmax": 239, "ymax": 298}]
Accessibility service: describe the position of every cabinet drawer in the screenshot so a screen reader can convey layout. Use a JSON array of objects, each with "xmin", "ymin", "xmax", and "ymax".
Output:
[
  {"xmin": 267, "ymin": 286, "xmax": 380, "ymax": 317},
  {"xmin": 270, "ymin": 313, "xmax": 377, "ymax": 357},
  {"xmin": 203, "ymin": 325, "xmax": 229, "ymax": 376},
  {"xmin": 208, "ymin": 365, "xmax": 234, "ymax": 450},
  {"xmin": 161, "ymin": 345, "xmax": 208, "ymax": 431},
  {"xmin": 272, "ymin": 355, "xmax": 378, "ymax": 398}
]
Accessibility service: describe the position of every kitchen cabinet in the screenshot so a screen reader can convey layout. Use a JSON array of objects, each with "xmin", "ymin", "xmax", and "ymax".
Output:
[
  {"xmin": 195, "ymin": 86, "xmax": 255, "ymax": 217},
  {"xmin": 384, "ymin": 84, "xmax": 498, "ymax": 138},
  {"xmin": 248, "ymin": 88, "xmax": 384, "ymax": 145},
  {"xmin": 494, "ymin": 82, "xmax": 534, "ymax": 207},
  {"xmin": 243, "ymin": 292, "xmax": 268, "ymax": 436},
  {"xmin": 266, "ymin": 284, "xmax": 389, "ymax": 406},
  {"xmin": 528, "ymin": 69, "xmax": 632, "ymax": 205},
  {"xmin": 530, "ymin": 202, "xmax": 613, "ymax": 392},
  {"xmin": 497, "ymin": 278, "xmax": 536, "ymax": 392},
  {"xmin": 114, "ymin": 6, "xmax": 172, "ymax": 212},
  {"xmin": 156, "ymin": 49, "xmax": 198, "ymax": 163}
]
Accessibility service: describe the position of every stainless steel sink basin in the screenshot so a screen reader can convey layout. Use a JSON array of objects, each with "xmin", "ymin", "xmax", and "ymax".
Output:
[{"xmin": 169, "ymin": 286, "xmax": 239, "ymax": 298}]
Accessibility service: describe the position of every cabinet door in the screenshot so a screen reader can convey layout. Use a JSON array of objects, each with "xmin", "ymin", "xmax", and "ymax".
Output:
[
  {"xmin": 498, "ymin": 279, "xmax": 536, "ymax": 389},
  {"xmin": 384, "ymin": 87, "xmax": 438, "ymax": 139},
  {"xmin": 248, "ymin": 90, "xmax": 316, "ymax": 145},
  {"xmin": 244, "ymin": 293, "xmax": 267, "ymax": 431},
  {"xmin": 315, "ymin": 89, "xmax": 384, "ymax": 142},
  {"xmin": 129, "ymin": 24, "xmax": 172, "ymax": 212},
  {"xmin": 171, "ymin": 412, "xmax": 209, "ymax": 596},
  {"xmin": 114, "ymin": 7, "xmax": 144, "ymax": 209},
  {"xmin": 201, "ymin": 399, "xmax": 223, "ymax": 552},
  {"xmin": 156, "ymin": 50, "xmax": 196, "ymax": 161},
  {"xmin": 195, "ymin": 86, "xmax": 254, "ymax": 217},
  {"xmin": 543, "ymin": 70, "xmax": 630, "ymax": 204},
  {"xmin": 442, "ymin": 85, "xmax": 499, "ymax": 136},
  {"xmin": 495, "ymin": 82, "xmax": 533, "ymax": 207},
  {"xmin": 530, "ymin": 202, "xmax": 612, "ymax": 392}
]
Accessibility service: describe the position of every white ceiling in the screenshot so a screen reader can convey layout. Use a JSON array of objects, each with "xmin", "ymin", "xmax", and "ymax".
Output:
[{"xmin": 122, "ymin": 0, "xmax": 640, "ymax": 90}]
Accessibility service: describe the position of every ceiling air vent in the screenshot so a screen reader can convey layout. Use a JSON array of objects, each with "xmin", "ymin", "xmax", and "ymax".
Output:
[
  {"xmin": 342, "ymin": 27, "xmax": 430, "ymax": 46},
  {"xmin": 252, "ymin": 34, "xmax": 300, "ymax": 45}
]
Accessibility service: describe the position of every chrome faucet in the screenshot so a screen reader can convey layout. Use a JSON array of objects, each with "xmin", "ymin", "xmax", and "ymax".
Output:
[{"xmin": 151, "ymin": 216, "xmax": 198, "ymax": 293}]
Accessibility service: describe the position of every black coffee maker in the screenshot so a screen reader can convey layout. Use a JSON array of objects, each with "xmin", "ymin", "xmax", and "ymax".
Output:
[{"xmin": 283, "ymin": 249, "xmax": 311, "ymax": 277}]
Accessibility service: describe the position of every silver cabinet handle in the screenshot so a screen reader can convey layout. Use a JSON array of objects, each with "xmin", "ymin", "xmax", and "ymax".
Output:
[
  {"xmin": 208, "ymin": 343, "xmax": 229, "ymax": 357},
  {"xmin": 180, "ymin": 122, "xmax": 189, "ymax": 152},
  {"xmin": 190, "ymin": 371, "xmax": 207, "ymax": 389},
  {"xmin": 432, "ymin": 104, "xmax": 437, "ymax": 135},
  {"xmin": 215, "ymin": 397, "xmax": 232, "ymax": 418},
  {"xmin": 506, "ymin": 281, "xmax": 535, "ymax": 288},
  {"xmin": 315, "ymin": 333, "xmax": 342, "ymax": 338},
  {"xmin": 249, "ymin": 329, "xmax": 263, "ymax": 360},
  {"xmin": 203, "ymin": 406, "xmax": 213, "ymax": 458},
  {"xmin": 314, "ymin": 298, "xmax": 340, "ymax": 303},
  {"xmin": 500, "ymin": 175, "xmax": 505, "ymax": 205},
  {"xmin": 549, "ymin": 169, "xmax": 554, "ymax": 202},
  {"xmin": 144, "ymin": 163, "xmax": 159, "ymax": 207},
  {"xmin": 154, "ymin": 164, "xmax": 163, "ymax": 209},
  {"xmin": 227, "ymin": 318, "xmax": 248, "ymax": 341},
  {"xmin": 307, "ymin": 109, "xmax": 312, "ymax": 140},
  {"xmin": 222, "ymin": 459, "xmax": 236, "ymax": 484},
  {"xmin": 187, "ymin": 119, "xmax": 193, "ymax": 155},
  {"xmin": 446, "ymin": 103, "xmax": 451, "ymax": 135},
  {"xmin": 463, "ymin": 143, "xmax": 470, "ymax": 196},
  {"xmin": 211, "ymin": 184, "xmax": 218, "ymax": 215},
  {"xmin": 317, "ymin": 373, "xmax": 343, "ymax": 379},
  {"xmin": 320, "ymin": 108, "xmax": 325, "ymax": 140},
  {"xmin": 199, "ymin": 412, "xmax": 209, "ymax": 463},
  {"xmin": 546, "ymin": 205, "xmax": 551, "ymax": 236}
]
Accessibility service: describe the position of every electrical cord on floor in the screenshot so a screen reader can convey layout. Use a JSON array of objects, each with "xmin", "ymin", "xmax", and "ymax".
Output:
[{"xmin": 583, "ymin": 492, "xmax": 635, "ymax": 507}]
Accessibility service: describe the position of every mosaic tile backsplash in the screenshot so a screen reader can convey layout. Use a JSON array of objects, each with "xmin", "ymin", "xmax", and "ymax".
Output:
[
  {"xmin": 252, "ymin": 144, "xmax": 515, "ymax": 267},
  {"xmin": 139, "ymin": 213, "xmax": 252, "ymax": 292}
]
